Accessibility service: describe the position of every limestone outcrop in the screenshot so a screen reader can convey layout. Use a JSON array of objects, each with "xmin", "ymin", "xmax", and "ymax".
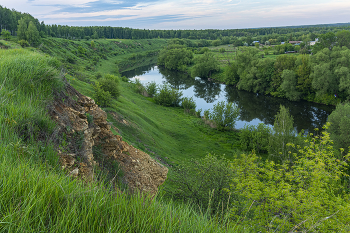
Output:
[{"xmin": 49, "ymin": 83, "xmax": 168, "ymax": 195}]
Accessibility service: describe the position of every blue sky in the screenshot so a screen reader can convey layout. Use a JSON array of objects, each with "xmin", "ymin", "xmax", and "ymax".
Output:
[{"xmin": 4, "ymin": 0, "xmax": 350, "ymax": 29}]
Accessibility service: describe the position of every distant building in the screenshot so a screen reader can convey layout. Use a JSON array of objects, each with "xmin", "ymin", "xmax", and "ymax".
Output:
[
  {"xmin": 281, "ymin": 42, "xmax": 285, "ymax": 45},
  {"xmin": 309, "ymin": 41, "xmax": 317, "ymax": 46},
  {"xmin": 309, "ymin": 38, "xmax": 319, "ymax": 46},
  {"xmin": 288, "ymin": 41, "xmax": 302, "ymax": 45},
  {"xmin": 252, "ymin": 41, "xmax": 260, "ymax": 45}
]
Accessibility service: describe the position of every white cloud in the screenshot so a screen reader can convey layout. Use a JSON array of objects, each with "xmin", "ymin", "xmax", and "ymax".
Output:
[{"xmin": 2, "ymin": 0, "xmax": 350, "ymax": 29}]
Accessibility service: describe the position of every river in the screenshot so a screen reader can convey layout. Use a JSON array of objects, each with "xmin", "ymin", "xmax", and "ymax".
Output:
[{"xmin": 122, "ymin": 65, "xmax": 335, "ymax": 133}]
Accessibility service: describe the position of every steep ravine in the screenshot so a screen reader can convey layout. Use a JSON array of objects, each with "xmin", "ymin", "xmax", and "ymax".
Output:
[{"xmin": 49, "ymin": 81, "xmax": 168, "ymax": 195}]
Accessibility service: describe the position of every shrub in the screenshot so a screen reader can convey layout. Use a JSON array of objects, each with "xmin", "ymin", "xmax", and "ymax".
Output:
[
  {"xmin": 166, "ymin": 154, "xmax": 236, "ymax": 218},
  {"xmin": 181, "ymin": 97, "xmax": 196, "ymax": 113},
  {"xmin": 93, "ymin": 82, "xmax": 112, "ymax": 107},
  {"xmin": 133, "ymin": 78, "xmax": 145, "ymax": 94},
  {"xmin": 240, "ymin": 123, "xmax": 271, "ymax": 153},
  {"xmin": 18, "ymin": 39, "xmax": 29, "ymax": 48},
  {"xmin": 154, "ymin": 84, "xmax": 182, "ymax": 107},
  {"xmin": 231, "ymin": 124, "xmax": 350, "ymax": 232},
  {"xmin": 98, "ymin": 77, "xmax": 120, "ymax": 98},
  {"xmin": 209, "ymin": 101, "xmax": 240, "ymax": 130},
  {"xmin": 145, "ymin": 81, "xmax": 157, "ymax": 97}
]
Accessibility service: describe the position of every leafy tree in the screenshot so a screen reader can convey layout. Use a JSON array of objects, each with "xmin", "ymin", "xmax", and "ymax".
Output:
[
  {"xmin": 327, "ymin": 102, "xmax": 350, "ymax": 153},
  {"xmin": 17, "ymin": 17, "xmax": 27, "ymax": 40},
  {"xmin": 336, "ymin": 30, "xmax": 350, "ymax": 48},
  {"xmin": 237, "ymin": 58, "xmax": 274, "ymax": 93},
  {"xmin": 1, "ymin": 29, "xmax": 11, "ymax": 40},
  {"xmin": 296, "ymin": 55, "xmax": 312, "ymax": 94},
  {"xmin": 310, "ymin": 48, "xmax": 338, "ymax": 98},
  {"xmin": 280, "ymin": 69, "xmax": 302, "ymax": 101},
  {"xmin": 26, "ymin": 21, "xmax": 40, "ymax": 46},
  {"xmin": 224, "ymin": 62, "xmax": 240, "ymax": 85},
  {"xmin": 232, "ymin": 126, "xmax": 349, "ymax": 232},
  {"xmin": 271, "ymin": 55, "xmax": 297, "ymax": 95},
  {"xmin": 209, "ymin": 101, "xmax": 240, "ymax": 130},
  {"xmin": 268, "ymin": 105, "xmax": 295, "ymax": 162},
  {"xmin": 191, "ymin": 52, "xmax": 219, "ymax": 78},
  {"xmin": 158, "ymin": 45, "xmax": 193, "ymax": 71},
  {"xmin": 90, "ymin": 40, "xmax": 95, "ymax": 48}
]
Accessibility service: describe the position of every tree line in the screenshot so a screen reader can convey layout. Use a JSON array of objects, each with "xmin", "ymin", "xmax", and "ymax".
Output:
[
  {"xmin": 224, "ymin": 30, "xmax": 350, "ymax": 105},
  {"xmin": 2, "ymin": 4, "xmax": 350, "ymax": 43}
]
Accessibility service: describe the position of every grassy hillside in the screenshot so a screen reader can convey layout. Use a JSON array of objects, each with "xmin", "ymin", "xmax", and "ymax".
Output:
[{"xmin": 0, "ymin": 47, "xmax": 237, "ymax": 232}]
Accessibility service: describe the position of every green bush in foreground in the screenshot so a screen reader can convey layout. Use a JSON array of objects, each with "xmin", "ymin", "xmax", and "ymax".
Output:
[
  {"xmin": 231, "ymin": 124, "xmax": 350, "ymax": 232},
  {"xmin": 166, "ymin": 154, "xmax": 236, "ymax": 221}
]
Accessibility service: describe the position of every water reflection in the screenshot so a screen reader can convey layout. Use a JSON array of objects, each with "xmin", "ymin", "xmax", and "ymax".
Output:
[
  {"xmin": 225, "ymin": 86, "xmax": 334, "ymax": 133},
  {"xmin": 159, "ymin": 67, "xmax": 194, "ymax": 90},
  {"xmin": 128, "ymin": 65, "xmax": 335, "ymax": 133},
  {"xmin": 193, "ymin": 78, "xmax": 221, "ymax": 103},
  {"xmin": 121, "ymin": 63, "xmax": 156, "ymax": 78}
]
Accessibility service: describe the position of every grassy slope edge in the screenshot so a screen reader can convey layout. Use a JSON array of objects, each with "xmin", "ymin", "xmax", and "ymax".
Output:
[{"xmin": 0, "ymin": 48, "xmax": 235, "ymax": 232}]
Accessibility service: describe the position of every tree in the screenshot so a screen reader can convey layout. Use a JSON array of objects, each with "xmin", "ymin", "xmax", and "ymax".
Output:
[
  {"xmin": 26, "ymin": 21, "xmax": 40, "ymax": 46},
  {"xmin": 209, "ymin": 101, "xmax": 240, "ymax": 130},
  {"xmin": 1, "ymin": 29, "xmax": 11, "ymax": 40},
  {"xmin": 280, "ymin": 69, "xmax": 302, "ymax": 101},
  {"xmin": 336, "ymin": 30, "xmax": 350, "ymax": 49},
  {"xmin": 327, "ymin": 102, "xmax": 350, "ymax": 153},
  {"xmin": 17, "ymin": 17, "xmax": 27, "ymax": 40},
  {"xmin": 191, "ymin": 52, "xmax": 219, "ymax": 78},
  {"xmin": 158, "ymin": 45, "xmax": 193, "ymax": 71},
  {"xmin": 268, "ymin": 105, "xmax": 295, "ymax": 162}
]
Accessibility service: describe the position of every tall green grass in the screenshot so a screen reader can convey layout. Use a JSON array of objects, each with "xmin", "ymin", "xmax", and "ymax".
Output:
[{"xmin": 0, "ymin": 48, "xmax": 234, "ymax": 232}]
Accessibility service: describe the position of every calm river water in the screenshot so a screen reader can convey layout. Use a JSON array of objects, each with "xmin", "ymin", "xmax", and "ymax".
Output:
[{"xmin": 122, "ymin": 65, "xmax": 335, "ymax": 133}]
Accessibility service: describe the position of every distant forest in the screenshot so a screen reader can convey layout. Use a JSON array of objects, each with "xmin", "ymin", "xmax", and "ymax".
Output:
[{"xmin": 1, "ymin": 5, "xmax": 350, "ymax": 42}]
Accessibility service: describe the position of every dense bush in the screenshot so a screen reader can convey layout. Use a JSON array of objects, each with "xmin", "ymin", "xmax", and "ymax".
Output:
[
  {"xmin": 240, "ymin": 123, "xmax": 271, "ymax": 153},
  {"xmin": 166, "ymin": 154, "xmax": 236, "ymax": 218},
  {"xmin": 181, "ymin": 97, "xmax": 196, "ymax": 113},
  {"xmin": 231, "ymin": 125, "xmax": 350, "ymax": 232},
  {"xmin": 209, "ymin": 101, "xmax": 240, "ymax": 130},
  {"xmin": 154, "ymin": 84, "xmax": 182, "ymax": 107},
  {"xmin": 133, "ymin": 78, "xmax": 145, "ymax": 94},
  {"xmin": 98, "ymin": 74, "xmax": 120, "ymax": 98},
  {"xmin": 93, "ymin": 82, "xmax": 112, "ymax": 107},
  {"xmin": 145, "ymin": 81, "xmax": 157, "ymax": 97}
]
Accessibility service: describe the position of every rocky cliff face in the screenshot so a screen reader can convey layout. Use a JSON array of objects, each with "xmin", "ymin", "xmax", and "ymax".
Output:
[{"xmin": 49, "ymin": 82, "xmax": 168, "ymax": 195}]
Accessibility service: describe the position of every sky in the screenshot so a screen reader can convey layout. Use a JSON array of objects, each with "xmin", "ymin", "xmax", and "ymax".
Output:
[{"xmin": 3, "ymin": 0, "xmax": 350, "ymax": 29}]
